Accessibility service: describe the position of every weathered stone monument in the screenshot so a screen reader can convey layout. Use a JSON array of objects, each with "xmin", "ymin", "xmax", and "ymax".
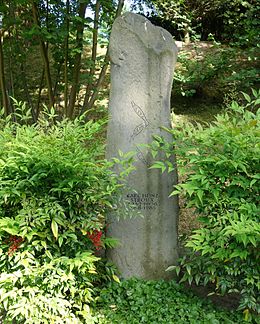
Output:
[{"xmin": 106, "ymin": 12, "xmax": 179, "ymax": 279}]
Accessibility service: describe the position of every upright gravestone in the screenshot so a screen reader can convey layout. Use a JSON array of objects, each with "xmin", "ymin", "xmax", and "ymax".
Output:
[{"xmin": 106, "ymin": 12, "xmax": 179, "ymax": 279}]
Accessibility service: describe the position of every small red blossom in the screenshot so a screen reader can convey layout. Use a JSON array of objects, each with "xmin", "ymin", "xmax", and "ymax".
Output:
[
  {"xmin": 7, "ymin": 235, "xmax": 23, "ymax": 256},
  {"xmin": 86, "ymin": 229, "xmax": 103, "ymax": 250}
]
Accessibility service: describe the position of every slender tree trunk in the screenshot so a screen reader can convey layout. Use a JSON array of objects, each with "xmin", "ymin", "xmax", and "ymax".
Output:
[
  {"xmin": 0, "ymin": 32, "xmax": 10, "ymax": 116},
  {"xmin": 83, "ymin": 0, "xmax": 100, "ymax": 108},
  {"xmin": 8, "ymin": 32, "xmax": 14, "ymax": 98},
  {"xmin": 67, "ymin": 2, "xmax": 89, "ymax": 118},
  {"xmin": 116, "ymin": 0, "xmax": 125, "ymax": 17},
  {"xmin": 32, "ymin": 1, "xmax": 55, "ymax": 108},
  {"xmin": 64, "ymin": 0, "xmax": 70, "ymax": 117},
  {"xmin": 53, "ymin": 63, "xmax": 61, "ymax": 99},
  {"xmin": 7, "ymin": 0, "xmax": 15, "ymax": 114},
  {"xmin": 84, "ymin": 50, "xmax": 109, "ymax": 111},
  {"xmin": 20, "ymin": 61, "xmax": 36, "ymax": 122},
  {"xmin": 82, "ymin": 0, "xmax": 125, "ymax": 113},
  {"xmin": 36, "ymin": 68, "xmax": 45, "ymax": 119},
  {"xmin": 10, "ymin": 0, "xmax": 34, "ymax": 118},
  {"xmin": 184, "ymin": 23, "xmax": 190, "ymax": 44}
]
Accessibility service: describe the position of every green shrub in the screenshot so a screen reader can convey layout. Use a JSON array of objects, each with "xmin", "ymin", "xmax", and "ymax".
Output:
[
  {"xmin": 0, "ymin": 110, "xmax": 127, "ymax": 323},
  {"xmin": 150, "ymin": 90, "xmax": 260, "ymax": 319},
  {"xmin": 93, "ymin": 278, "xmax": 245, "ymax": 323},
  {"xmin": 173, "ymin": 46, "xmax": 259, "ymax": 100},
  {"xmin": 173, "ymin": 47, "xmax": 232, "ymax": 98}
]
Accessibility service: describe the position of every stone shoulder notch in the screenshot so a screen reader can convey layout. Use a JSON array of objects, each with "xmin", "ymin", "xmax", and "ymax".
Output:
[{"xmin": 110, "ymin": 12, "xmax": 177, "ymax": 58}]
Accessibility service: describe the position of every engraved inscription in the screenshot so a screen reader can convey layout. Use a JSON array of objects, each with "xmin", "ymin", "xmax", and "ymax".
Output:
[
  {"xmin": 130, "ymin": 101, "xmax": 149, "ymax": 141},
  {"xmin": 131, "ymin": 101, "xmax": 149, "ymax": 126},
  {"xmin": 126, "ymin": 193, "xmax": 159, "ymax": 210},
  {"xmin": 131, "ymin": 123, "xmax": 146, "ymax": 140},
  {"xmin": 136, "ymin": 146, "xmax": 149, "ymax": 166}
]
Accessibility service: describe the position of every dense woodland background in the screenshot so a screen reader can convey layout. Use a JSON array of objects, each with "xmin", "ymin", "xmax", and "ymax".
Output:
[{"xmin": 0, "ymin": 0, "xmax": 259, "ymax": 120}]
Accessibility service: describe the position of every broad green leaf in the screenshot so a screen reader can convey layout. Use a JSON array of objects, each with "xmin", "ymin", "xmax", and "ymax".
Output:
[
  {"xmin": 150, "ymin": 161, "xmax": 166, "ymax": 173},
  {"xmin": 197, "ymin": 190, "xmax": 203, "ymax": 204},
  {"xmin": 51, "ymin": 220, "xmax": 58, "ymax": 240},
  {"xmin": 58, "ymin": 236, "xmax": 64, "ymax": 247},
  {"xmin": 251, "ymin": 88, "xmax": 258, "ymax": 98},
  {"xmin": 45, "ymin": 250, "xmax": 52, "ymax": 259},
  {"xmin": 242, "ymin": 92, "xmax": 251, "ymax": 103},
  {"xmin": 112, "ymin": 274, "xmax": 120, "ymax": 283},
  {"xmin": 88, "ymin": 269, "xmax": 97, "ymax": 274}
]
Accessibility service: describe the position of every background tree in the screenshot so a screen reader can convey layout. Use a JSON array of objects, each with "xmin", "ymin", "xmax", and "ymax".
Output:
[
  {"xmin": 0, "ymin": 0, "xmax": 258, "ymax": 120},
  {"xmin": 0, "ymin": 0, "xmax": 124, "ymax": 120},
  {"xmin": 132, "ymin": 0, "xmax": 260, "ymax": 44},
  {"xmin": 0, "ymin": 24, "xmax": 10, "ymax": 116}
]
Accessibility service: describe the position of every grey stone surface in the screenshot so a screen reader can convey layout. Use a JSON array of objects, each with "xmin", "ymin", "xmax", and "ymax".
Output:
[{"xmin": 106, "ymin": 12, "xmax": 179, "ymax": 279}]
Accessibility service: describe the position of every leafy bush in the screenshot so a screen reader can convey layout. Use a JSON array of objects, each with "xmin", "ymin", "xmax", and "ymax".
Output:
[
  {"xmin": 138, "ymin": 0, "xmax": 260, "ymax": 45},
  {"xmin": 173, "ymin": 45, "xmax": 259, "ymax": 99},
  {"xmin": 0, "ymin": 110, "xmax": 126, "ymax": 323},
  {"xmin": 221, "ymin": 0, "xmax": 260, "ymax": 46},
  {"xmin": 150, "ymin": 90, "xmax": 260, "ymax": 319},
  {"xmin": 173, "ymin": 47, "xmax": 232, "ymax": 97},
  {"xmin": 93, "ymin": 278, "xmax": 245, "ymax": 323}
]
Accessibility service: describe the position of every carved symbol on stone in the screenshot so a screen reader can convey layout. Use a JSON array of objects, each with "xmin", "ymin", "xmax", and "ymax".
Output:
[
  {"xmin": 131, "ymin": 123, "xmax": 146, "ymax": 140},
  {"xmin": 130, "ymin": 101, "xmax": 149, "ymax": 140},
  {"xmin": 131, "ymin": 101, "xmax": 149, "ymax": 126},
  {"xmin": 136, "ymin": 146, "xmax": 149, "ymax": 166}
]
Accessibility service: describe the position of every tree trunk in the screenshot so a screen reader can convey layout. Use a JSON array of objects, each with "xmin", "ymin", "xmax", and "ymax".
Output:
[
  {"xmin": 32, "ymin": 1, "xmax": 55, "ymax": 109},
  {"xmin": 184, "ymin": 24, "xmax": 190, "ymax": 44},
  {"xmin": 82, "ymin": 0, "xmax": 125, "ymax": 114},
  {"xmin": 20, "ymin": 61, "xmax": 36, "ymax": 122},
  {"xmin": 116, "ymin": 0, "xmax": 125, "ymax": 16},
  {"xmin": 84, "ymin": 50, "xmax": 109, "ymax": 111},
  {"xmin": 0, "ymin": 32, "xmax": 10, "ymax": 116},
  {"xmin": 67, "ymin": 2, "xmax": 89, "ymax": 118},
  {"xmin": 64, "ymin": 0, "xmax": 70, "ymax": 117},
  {"xmin": 53, "ymin": 62, "xmax": 62, "ymax": 99},
  {"xmin": 36, "ymin": 68, "xmax": 45, "ymax": 119},
  {"xmin": 83, "ymin": 0, "xmax": 100, "ymax": 108}
]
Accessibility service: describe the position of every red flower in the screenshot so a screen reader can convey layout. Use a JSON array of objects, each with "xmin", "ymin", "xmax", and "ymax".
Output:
[
  {"xmin": 7, "ymin": 236, "xmax": 23, "ymax": 256},
  {"xmin": 86, "ymin": 229, "xmax": 103, "ymax": 250}
]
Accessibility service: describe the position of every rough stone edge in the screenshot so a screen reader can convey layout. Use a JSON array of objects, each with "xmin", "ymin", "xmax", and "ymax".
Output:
[{"xmin": 112, "ymin": 12, "xmax": 178, "ymax": 57}]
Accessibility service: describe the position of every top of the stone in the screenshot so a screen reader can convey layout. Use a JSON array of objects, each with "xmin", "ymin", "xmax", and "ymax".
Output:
[{"xmin": 112, "ymin": 12, "xmax": 177, "ymax": 56}]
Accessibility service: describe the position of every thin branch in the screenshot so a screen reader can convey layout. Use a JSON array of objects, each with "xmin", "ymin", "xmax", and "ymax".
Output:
[
  {"xmin": 31, "ymin": 1, "xmax": 55, "ymax": 109},
  {"xmin": 67, "ymin": 1, "xmax": 89, "ymax": 118},
  {"xmin": 82, "ymin": 0, "xmax": 125, "ymax": 113},
  {"xmin": 0, "ymin": 32, "xmax": 10, "ymax": 116},
  {"xmin": 83, "ymin": 0, "xmax": 100, "ymax": 108},
  {"xmin": 64, "ymin": 0, "xmax": 70, "ymax": 116}
]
